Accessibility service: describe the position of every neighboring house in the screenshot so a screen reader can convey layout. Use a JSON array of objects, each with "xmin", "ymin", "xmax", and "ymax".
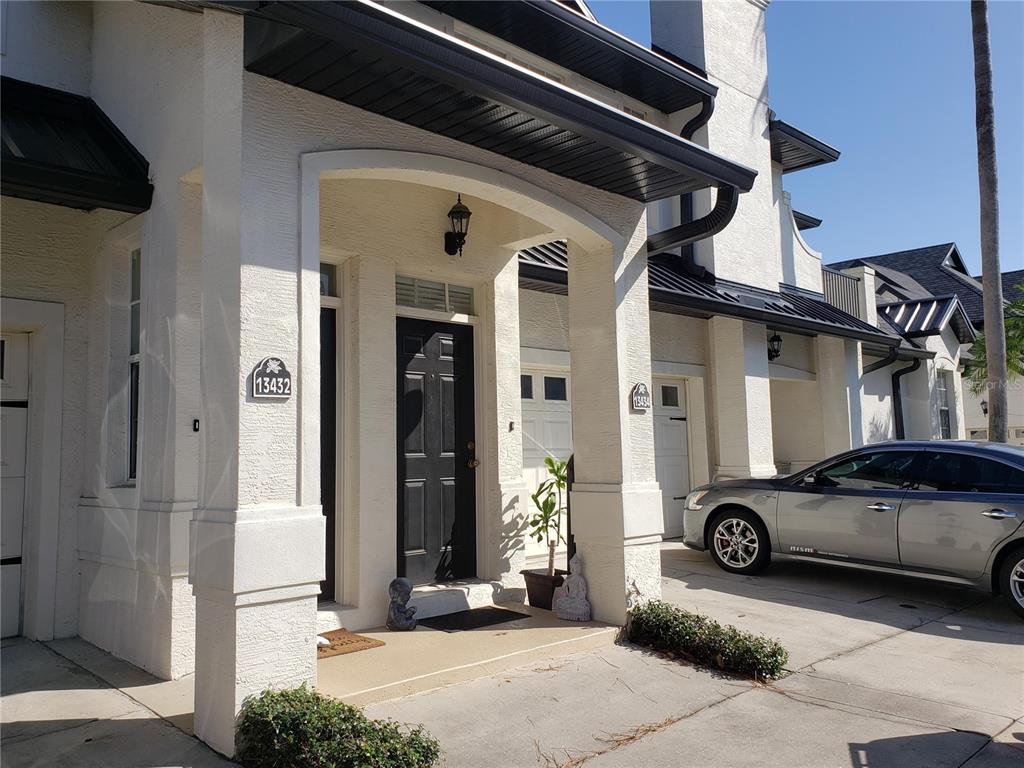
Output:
[
  {"xmin": 1, "ymin": 0, "xmax": 914, "ymax": 756},
  {"xmin": 963, "ymin": 269, "xmax": 1024, "ymax": 444},
  {"xmin": 828, "ymin": 243, "xmax": 978, "ymax": 444}
]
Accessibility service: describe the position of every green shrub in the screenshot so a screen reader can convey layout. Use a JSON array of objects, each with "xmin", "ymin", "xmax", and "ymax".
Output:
[
  {"xmin": 628, "ymin": 601, "xmax": 789, "ymax": 680},
  {"xmin": 236, "ymin": 685, "xmax": 440, "ymax": 768}
]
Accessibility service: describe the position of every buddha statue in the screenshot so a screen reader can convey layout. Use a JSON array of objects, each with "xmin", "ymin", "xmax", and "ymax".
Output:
[
  {"xmin": 554, "ymin": 554, "xmax": 591, "ymax": 622},
  {"xmin": 386, "ymin": 577, "xmax": 418, "ymax": 631}
]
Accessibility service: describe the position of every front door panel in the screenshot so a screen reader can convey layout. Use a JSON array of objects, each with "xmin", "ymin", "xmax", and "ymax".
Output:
[
  {"xmin": 653, "ymin": 379, "xmax": 689, "ymax": 539},
  {"xmin": 320, "ymin": 308, "xmax": 337, "ymax": 601},
  {"xmin": 397, "ymin": 318, "xmax": 475, "ymax": 584},
  {"xmin": 1, "ymin": 332, "xmax": 29, "ymax": 638}
]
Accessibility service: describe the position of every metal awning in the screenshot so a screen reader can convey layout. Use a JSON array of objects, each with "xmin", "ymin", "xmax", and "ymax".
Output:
[
  {"xmin": 517, "ymin": 241, "xmax": 900, "ymax": 347},
  {"xmin": 1, "ymin": 77, "xmax": 153, "ymax": 213},
  {"xmin": 770, "ymin": 119, "xmax": 840, "ymax": 174},
  {"xmin": 242, "ymin": 0, "xmax": 756, "ymax": 202},
  {"xmin": 421, "ymin": 0, "xmax": 716, "ymax": 113},
  {"xmin": 793, "ymin": 210, "xmax": 822, "ymax": 231},
  {"xmin": 880, "ymin": 296, "xmax": 976, "ymax": 344}
]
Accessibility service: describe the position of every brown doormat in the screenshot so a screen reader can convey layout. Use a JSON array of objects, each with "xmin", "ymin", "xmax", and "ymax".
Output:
[{"xmin": 317, "ymin": 628, "xmax": 385, "ymax": 659}]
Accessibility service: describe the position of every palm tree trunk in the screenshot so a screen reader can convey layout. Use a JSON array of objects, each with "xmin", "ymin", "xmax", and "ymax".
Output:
[{"xmin": 971, "ymin": 0, "xmax": 1008, "ymax": 442}]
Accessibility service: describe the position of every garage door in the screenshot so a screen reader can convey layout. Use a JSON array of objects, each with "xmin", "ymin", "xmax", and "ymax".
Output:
[
  {"xmin": 653, "ymin": 378, "xmax": 690, "ymax": 539},
  {"xmin": 520, "ymin": 369, "xmax": 571, "ymax": 559},
  {"xmin": 1, "ymin": 333, "xmax": 29, "ymax": 638}
]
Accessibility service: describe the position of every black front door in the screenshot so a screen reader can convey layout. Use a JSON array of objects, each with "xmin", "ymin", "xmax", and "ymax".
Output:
[
  {"xmin": 396, "ymin": 318, "xmax": 476, "ymax": 584},
  {"xmin": 320, "ymin": 307, "xmax": 337, "ymax": 601}
]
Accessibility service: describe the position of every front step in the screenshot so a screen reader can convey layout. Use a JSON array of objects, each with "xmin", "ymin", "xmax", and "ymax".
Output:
[{"xmin": 408, "ymin": 579, "xmax": 524, "ymax": 620}]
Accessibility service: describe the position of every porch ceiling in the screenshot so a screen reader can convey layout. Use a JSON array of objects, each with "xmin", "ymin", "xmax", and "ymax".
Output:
[{"xmin": 242, "ymin": 1, "xmax": 756, "ymax": 203}]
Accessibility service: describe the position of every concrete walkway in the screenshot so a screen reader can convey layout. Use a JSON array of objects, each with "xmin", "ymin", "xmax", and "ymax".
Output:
[
  {"xmin": 367, "ymin": 546, "xmax": 1024, "ymax": 767},
  {"xmin": 0, "ymin": 638, "xmax": 233, "ymax": 768}
]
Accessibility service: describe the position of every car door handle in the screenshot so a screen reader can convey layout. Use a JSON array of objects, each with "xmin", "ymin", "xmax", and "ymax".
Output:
[
  {"xmin": 981, "ymin": 508, "xmax": 1017, "ymax": 520},
  {"xmin": 865, "ymin": 503, "xmax": 895, "ymax": 511}
]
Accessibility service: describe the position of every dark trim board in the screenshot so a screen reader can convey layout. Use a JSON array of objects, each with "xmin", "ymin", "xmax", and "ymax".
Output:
[{"xmin": 319, "ymin": 307, "xmax": 337, "ymax": 601}]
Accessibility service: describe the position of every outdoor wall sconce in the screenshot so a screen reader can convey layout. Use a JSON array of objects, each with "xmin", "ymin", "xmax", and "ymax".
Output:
[
  {"xmin": 767, "ymin": 332, "xmax": 783, "ymax": 361},
  {"xmin": 444, "ymin": 194, "xmax": 472, "ymax": 256},
  {"xmin": 981, "ymin": 399, "xmax": 989, "ymax": 415}
]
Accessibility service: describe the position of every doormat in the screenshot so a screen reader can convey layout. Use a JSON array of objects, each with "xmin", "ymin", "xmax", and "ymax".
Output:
[
  {"xmin": 317, "ymin": 628, "xmax": 385, "ymax": 659},
  {"xmin": 419, "ymin": 606, "xmax": 531, "ymax": 632}
]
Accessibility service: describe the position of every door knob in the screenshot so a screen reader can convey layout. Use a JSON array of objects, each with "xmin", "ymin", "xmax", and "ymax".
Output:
[
  {"xmin": 467, "ymin": 459, "xmax": 480, "ymax": 469},
  {"xmin": 865, "ymin": 502, "xmax": 895, "ymax": 511},
  {"xmin": 981, "ymin": 508, "xmax": 1016, "ymax": 520}
]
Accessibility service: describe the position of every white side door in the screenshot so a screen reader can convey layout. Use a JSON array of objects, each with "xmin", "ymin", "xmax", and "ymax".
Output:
[
  {"xmin": 520, "ymin": 369, "xmax": 572, "ymax": 559},
  {"xmin": 1, "ymin": 333, "xmax": 30, "ymax": 638},
  {"xmin": 653, "ymin": 378, "xmax": 690, "ymax": 539}
]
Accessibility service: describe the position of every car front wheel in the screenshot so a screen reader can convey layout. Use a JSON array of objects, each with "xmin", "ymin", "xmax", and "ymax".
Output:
[
  {"xmin": 707, "ymin": 509, "xmax": 771, "ymax": 575},
  {"xmin": 999, "ymin": 548, "xmax": 1024, "ymax": 620}
]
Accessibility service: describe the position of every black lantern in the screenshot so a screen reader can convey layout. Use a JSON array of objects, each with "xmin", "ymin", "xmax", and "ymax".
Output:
[
  {"xmin": 981, "ymin": 399, "xmax": 989, "ymax": 415},
  {"xmin": 767, "ymin": 332, "xmax": 783, "ymax": 361},
  {"xmin": 444, "ymin": 195, "xmax": 472, "ymax": 256}
]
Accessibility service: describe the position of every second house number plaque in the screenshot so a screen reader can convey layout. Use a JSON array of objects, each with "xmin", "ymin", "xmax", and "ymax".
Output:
[{"xmin": 251, "ymin": 357, "xmax": 293, "ymax": 400}]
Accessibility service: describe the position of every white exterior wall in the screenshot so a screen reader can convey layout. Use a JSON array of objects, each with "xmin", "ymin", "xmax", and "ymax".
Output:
[
  {"xmin": 778, "ymin": 188, "xmax": 824, "ymax": 292},
  {"xmin": 862, "ymin": 356, "xmax": 897, "ymax": 444},
  {"xmin": 0, "ymin": 0, "xmax": 93, "ymax": 95},
  {"xmin": 964, "ymin": 384, "xmax": 1024, "ymax": 443},
  {"xmin": 651, "ymin": 0, "xmax": 781, "ymax": 291},
  {"xmin": 1, "ymin": 197, "xmax": 130, "ymax": 640}
]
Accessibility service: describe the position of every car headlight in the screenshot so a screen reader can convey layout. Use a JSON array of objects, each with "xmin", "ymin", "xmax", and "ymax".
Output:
[{"xmin": 685, "ymin": 490, "xmax": 710, "ymax": 511}]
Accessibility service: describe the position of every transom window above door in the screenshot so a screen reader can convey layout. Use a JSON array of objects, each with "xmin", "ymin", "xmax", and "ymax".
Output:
[{"xmin": 396, "ymin": 275, "xmax": 474, "ymax": 314}]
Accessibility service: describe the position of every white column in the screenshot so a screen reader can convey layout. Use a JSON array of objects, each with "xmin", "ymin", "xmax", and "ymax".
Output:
[
  {"xmin": 707, "ymin": 317, "xmax": 776, "ymax": 478},
  {"xmin": 481, "ymin": 257, "xmax": 527, "ymax": 588},
  {"xmin": 566, "ymin": 235, "xmax": 663, "ymax": 626},
  {"xmin": 191, "ymin": 12, "xmax": 323, "ymax": 756},
  {"xmin": 816, "ymin": 336, "xmax": 865, "ymax": 455}
]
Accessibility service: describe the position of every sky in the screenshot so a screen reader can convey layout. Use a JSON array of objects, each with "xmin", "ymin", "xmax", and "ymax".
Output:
[{"xmin": 587, "ymin": 0, "xmax": 1023, "ymax": 276}]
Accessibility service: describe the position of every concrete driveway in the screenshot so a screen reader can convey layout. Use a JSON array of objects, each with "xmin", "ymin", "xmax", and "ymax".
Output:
[{"xmin": 367, "ymin": 543, "xmax": 1024, "ymax": 767}]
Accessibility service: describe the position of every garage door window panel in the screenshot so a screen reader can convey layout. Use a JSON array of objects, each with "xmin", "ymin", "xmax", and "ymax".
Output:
[{"xmin": 543, "ymin": 376, "xmax": 567, "ymax": 401}]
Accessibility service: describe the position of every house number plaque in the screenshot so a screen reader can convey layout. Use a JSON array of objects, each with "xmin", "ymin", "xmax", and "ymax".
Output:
[
  {"xmin": 251, "ymin": 357, "xmax": 293, "ymax": 400},
  {"xmin": 630, "ymin": 382, "xmax": 651, "ymax": 411}
]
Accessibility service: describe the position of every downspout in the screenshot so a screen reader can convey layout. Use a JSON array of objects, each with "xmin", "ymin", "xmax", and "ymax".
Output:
[
  {"xmin": 647, "ymin": 93, "xmax": 742, "ymax": 257},
  {"xmin": 891, "ymin": 358, "xmax": 921, "ymax": 440},
  {"xmin": 863, "ymin": 346, "xmax": 898, "ymax": 374}
]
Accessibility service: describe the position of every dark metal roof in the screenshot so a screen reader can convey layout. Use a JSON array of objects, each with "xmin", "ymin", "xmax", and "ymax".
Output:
[
  {"xmin": 517, "ymin": 241, "xmax": 899, "ymax": 347},
  {"xmin": 879, "ymin": 296, "xmax": 976, "ymax": 344},
  {"xmin": 421, "ymin": 1, "xmax": 716, "ymax": 113},
  {"xmin": 1, "ymin": 77, "xmax": 153, "ymax": 213},
  {"xmin": 830, "ymin": 243, "xmax": 987, "ymax": 326},
  {"xmin": 769, "ymin": 119, "xmax": 840, "ymax": 174},
  {"xmin": 243, "ymin": 1, "xmax": 755, "ymax": 203},
  {"xmin": 793, "ymin": 210, "xmax": 822, "ymax": 231}
]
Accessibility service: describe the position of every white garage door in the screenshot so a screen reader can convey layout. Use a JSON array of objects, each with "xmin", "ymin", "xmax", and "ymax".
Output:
[
  {"xmin": 520, "ymin": 369, "xmax": 571, "ymax": 559},
  {"xmin": 653, "ymin": 378, "xmax": 690, "ymax": 539},
  {"xmin": 1, "ymin": 333, "xmax": 29, "ymax": 638}
]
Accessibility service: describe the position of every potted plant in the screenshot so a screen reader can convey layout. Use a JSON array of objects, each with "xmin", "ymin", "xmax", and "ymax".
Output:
[{"xmin": 520, "ymin": 457, "xmax": 569, "ymax": 610}]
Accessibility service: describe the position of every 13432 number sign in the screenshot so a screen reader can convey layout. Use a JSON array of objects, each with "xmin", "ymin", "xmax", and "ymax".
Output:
[{"xmin": 251, "ymin": 357, "xmax": 293, "ymax": 400}]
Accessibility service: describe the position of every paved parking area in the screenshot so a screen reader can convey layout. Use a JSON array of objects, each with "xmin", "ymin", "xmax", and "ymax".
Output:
[{"xmin": 368, "ymin": 544, "xmax": 1024, "ymax": 767}]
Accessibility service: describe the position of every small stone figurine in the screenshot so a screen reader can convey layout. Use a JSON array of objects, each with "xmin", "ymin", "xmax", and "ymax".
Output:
[
  {"xmin": 386, "ymin": 577, "xmax": 418, "ymax": 631},
  {"xmin": 554, "ymin": 554, "xmax": 592, "ymax": 622}
]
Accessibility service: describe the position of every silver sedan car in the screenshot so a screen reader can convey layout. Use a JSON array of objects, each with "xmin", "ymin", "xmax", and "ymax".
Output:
[{"xmin": 682, "ymin": 441, "xmax": 1024, "ymax": 618}]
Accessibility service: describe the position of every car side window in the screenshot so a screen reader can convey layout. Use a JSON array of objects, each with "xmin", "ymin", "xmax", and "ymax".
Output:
[
  {"xmin": 913, "ymin": 452, "xmax": 1024, "ymax": 494},
  {"xmin": 816, "ymin": 451, "xmax": 917, "ymax": 491}
]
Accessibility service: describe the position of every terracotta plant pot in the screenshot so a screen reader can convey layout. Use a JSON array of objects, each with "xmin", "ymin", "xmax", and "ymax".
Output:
[{"xmin": 520, "ymin": 568, "xmax": 568, "ymax": 610}]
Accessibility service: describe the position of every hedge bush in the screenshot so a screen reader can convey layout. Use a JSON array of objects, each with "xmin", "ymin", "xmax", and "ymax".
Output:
[
  {"xmin": 628, "ymin": 601, "xmax": 789, "ymax": 680},
  {"xmin": 236, "ymin": 685, "xmax": 440, "ymax": 768}
]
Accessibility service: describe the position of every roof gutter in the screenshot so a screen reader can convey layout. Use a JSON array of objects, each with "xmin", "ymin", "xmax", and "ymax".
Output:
[
  {"xmin": 863, "ymin": 346, "xmax": 898, "ymax": 374},
  {"xmin": 891, "ymin": 358, "xmax": 922, "ymax": 440},
  {"xmin": 646, "ymin": 91, "xmax": 743, "ymax": 258}
]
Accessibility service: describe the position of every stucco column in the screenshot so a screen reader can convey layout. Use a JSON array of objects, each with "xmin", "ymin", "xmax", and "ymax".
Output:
[
  {"xmin": 191, "ymin": 12, "xmax": 323, "ymax": 756},
  {"xmin": 482, "ymin": 256, "xmax": 527, "ymax": 589},
  {"xmin": 707, "ymin": 317, "xmax": 776, "ymax": 478},
  {"xmin": 816, "ymin": 336, "xmax": 864, "ymax": 455},
  {"xmin": 566, "ymin": 236, "xmax": 663, "ymax": 626}
]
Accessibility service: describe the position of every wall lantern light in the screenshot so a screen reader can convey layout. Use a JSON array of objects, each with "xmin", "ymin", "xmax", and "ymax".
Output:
[
  {"xmin": 444, "ymin": 195, "xmax": 472, "ymax": 256},
  {"xmin": 981, "ymin": 399, "xmax": 988, "ymax": 415},
  {"xmin": 767, "ymin": 332, "xmax": 783, "ymax": 361}
]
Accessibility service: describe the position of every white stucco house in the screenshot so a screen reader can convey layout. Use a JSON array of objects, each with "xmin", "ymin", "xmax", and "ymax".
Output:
[{"xmin": 0, "ymin": 0, "xmax": 974, "ymax": 756}]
